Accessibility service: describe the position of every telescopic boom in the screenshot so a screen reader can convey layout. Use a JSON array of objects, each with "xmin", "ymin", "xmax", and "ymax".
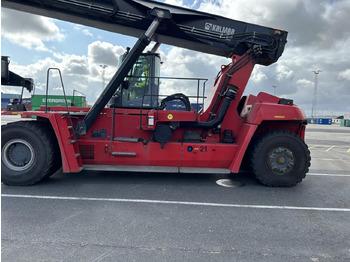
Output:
[{"xmin": 2, "ymin": 0, "xmax": 287, "ymax": 65}]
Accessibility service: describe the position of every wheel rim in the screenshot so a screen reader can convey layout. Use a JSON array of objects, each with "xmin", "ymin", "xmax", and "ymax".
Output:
[
  {"xmin": 2, "ymin": 139, "xmax": 35, "ymax": 171},
  {"xmin": 267, "ymin": 146, "xmax": 295, "ymax": 175}
]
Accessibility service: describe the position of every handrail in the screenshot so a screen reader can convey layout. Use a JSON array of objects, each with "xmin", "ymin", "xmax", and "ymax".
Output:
[
  {"xmin": 45, "ymin": 68, "xmax": 76, "ymax": 139},
  {"xmin": 136, "ymin": 76, "xmax": 208, "ymax": 129},
  {"xmin": 72, "ymin": 89, "xmax": 86, "ymax": 107}
]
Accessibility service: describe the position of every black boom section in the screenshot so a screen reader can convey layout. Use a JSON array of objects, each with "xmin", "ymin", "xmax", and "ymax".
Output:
[{"xmin": 2, "ymin": 0, "xmax": 287, "ymax": 65}]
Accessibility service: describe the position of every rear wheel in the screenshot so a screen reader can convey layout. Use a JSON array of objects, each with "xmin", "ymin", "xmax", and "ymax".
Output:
[
  {"xmin": 1, "ymin": 121, "xmax": 59, "ymax": 186},
  {"xmin": 250, "ymin": 130, "xmax": 310, "ymax": 187}
]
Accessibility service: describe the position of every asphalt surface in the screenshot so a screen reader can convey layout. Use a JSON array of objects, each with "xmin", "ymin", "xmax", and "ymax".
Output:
[{"xmin": 1, "ymin": 115, "xmax": 350, "ymax": 261}]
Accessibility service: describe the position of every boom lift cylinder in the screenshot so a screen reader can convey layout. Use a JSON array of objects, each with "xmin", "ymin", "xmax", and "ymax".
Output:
[{"xmin": 78, "ymin": 8, "xmax": 171, "ymax": 134}]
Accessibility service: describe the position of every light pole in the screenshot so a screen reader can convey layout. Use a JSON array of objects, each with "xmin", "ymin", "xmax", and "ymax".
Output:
[
  {"xmin": 100, "ymin": 65, "xmax": 108, "ymax": 89},
  {"xmin": 311, "ymin": 70, "xmax": 321, "ymax": 119}
]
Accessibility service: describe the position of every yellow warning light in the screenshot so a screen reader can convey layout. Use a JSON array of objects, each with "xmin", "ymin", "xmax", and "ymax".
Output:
[
  {"xmin": 167, "ymin": 114, "xmax": 173, "ymax": 120},
  {"xmin": 275, "ymin": 30, "xmax": 281, "ymax": 35}
]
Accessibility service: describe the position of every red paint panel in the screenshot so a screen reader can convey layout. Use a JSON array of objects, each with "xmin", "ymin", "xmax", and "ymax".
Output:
[
  {"xmin": 247, "ymin": 103, "xmax": 306, "ymax": 125},
  {"xmin": 80, "ymin": 141, "xmax": 182, "ymax": 167},
  {"xmin": 229, "ymin": 123, "xmax": 258, "ymax": 173},
  {"xmin": 182, "ymin": 143, "xmax": 238, "ymax": 168}
]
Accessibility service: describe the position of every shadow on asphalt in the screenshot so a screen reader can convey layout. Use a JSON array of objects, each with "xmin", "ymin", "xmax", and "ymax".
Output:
[{"xmin": 4, "ymin": 168, "xmax": 259, "ymax": 189}]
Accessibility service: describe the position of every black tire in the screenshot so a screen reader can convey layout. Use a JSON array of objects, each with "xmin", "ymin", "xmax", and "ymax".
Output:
[
  {"xmin": 250, "ymin": 130, "xmax": 311, "ymax": 187},
  {"xmin": 36, "ymin": 122, "xmax": 62, "ymax": 178},
  {"xmin": 1, "ymin": 121, "xmax": 59, "ymax": 186}
]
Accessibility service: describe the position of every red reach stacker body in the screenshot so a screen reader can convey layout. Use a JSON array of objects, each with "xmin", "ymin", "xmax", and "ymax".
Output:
[{"xmin": 1, "ymin": 0, "xmax": 310, "ymax": 186}]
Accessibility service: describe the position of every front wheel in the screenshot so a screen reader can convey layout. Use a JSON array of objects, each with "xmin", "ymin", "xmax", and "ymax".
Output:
[
  {"xmin": 1, "ymin": 121, "xmax": 58, "ymax": 186},
  {"xmin": 250, "ymin": 130, "xmax": 311, "ymax": 187}
]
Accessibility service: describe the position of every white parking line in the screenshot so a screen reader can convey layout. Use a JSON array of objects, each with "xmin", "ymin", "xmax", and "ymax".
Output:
[
  {"xmin": 307, "ymin": 173, "xmax": 350, "ymax": 177},
  {"xmin": 311, "ymin": 158, "xmax": 349, "ymax": 161},
  {"xmin": 2, "ymin": 194, "xmax": 350, "ymax": 212}
]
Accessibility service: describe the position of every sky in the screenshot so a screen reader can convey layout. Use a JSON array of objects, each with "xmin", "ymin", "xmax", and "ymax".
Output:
[{"xmin": 1, "ymin": 0, "xmax": 350, "ymax": 116}]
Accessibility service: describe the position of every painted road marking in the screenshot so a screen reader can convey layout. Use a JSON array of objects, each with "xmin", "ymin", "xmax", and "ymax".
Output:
[
  {"xmin": 311, "ymin": 157, "xmax": 348, "ymax": 161},
  {"xmin": 325, "ymin": 145, "xmax": 336, "ymax": 152},
  {"xmin": 2, "ymin": 194, "xmax": 350, "ymax": 212},
  {"xmin": 307, "ymin": 173, "xmax": 350, "ymax": 177},
  {"xmin": 308, "ymin": 145, "xmax": 323, "ymax": 149},
  {"xmin": 308, "ymin": 145, "xmax": 350, "ymax": 153}
]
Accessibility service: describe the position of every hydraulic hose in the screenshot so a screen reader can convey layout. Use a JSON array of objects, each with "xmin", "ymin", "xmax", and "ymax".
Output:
[{"xmin": 179, "ymin": 88, "xmax": 237, "ymax": 129}]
